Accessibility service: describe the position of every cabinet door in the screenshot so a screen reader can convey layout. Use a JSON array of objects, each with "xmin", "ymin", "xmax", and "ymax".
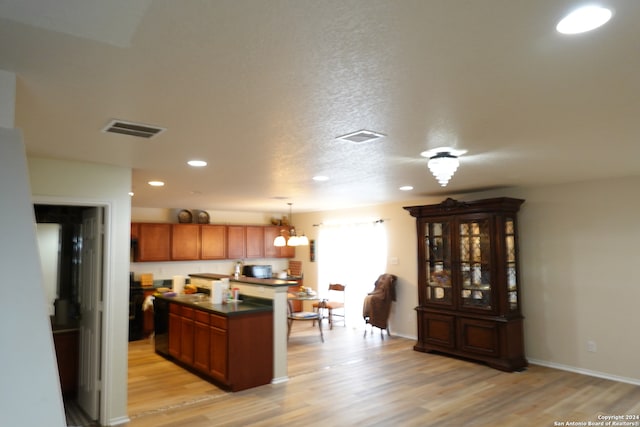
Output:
[
  {"xmin": 209, "ymin": 326, "xmax": 227, "ymax": 382},
  {"xmin": 458, "ymin": 216, "xmax": 494, "ymax": 312},
  {"xmin": 193, "ymin": 320, "xmax": 210, "ymax": 373},
  {"xmin": 264, "ymin": 226, "xmax": 280, "ymax": 258},
  {"xmin": 245, "ymin": 226, "xmax": 264, "ymax": 258},
  {"xmin": 201, "ymin": 225, "xmax": 227, "ymax": 260},
  {"xmin": 179, "ymin": 315, "xmax": 194, "ymax": 364},
  {"xmin": 138, "ymin": 223, "xmax": 171, "ymax": 261},
  {"xmin": 227, "ymin": 226, "xmax": 245, "ymax": 259},
  {"xmin": 171, "ymin": 224, "xmax": 200, "ymax": 260},
  {"xmin": 421, "ymin": 219, "xmax": 453, "ymax": 307},
  {"xmin": 457, "ymin": 317, "xmax": 499, "ymax": 357},
  {"xmin": 168, "ymin": 312, "xmax": 181, "ymax": 358}
]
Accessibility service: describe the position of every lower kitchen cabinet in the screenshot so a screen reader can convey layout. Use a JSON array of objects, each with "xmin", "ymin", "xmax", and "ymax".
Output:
[{"xmin": 164, "ymin": 301, "xmax": 273, "ymax": 391}]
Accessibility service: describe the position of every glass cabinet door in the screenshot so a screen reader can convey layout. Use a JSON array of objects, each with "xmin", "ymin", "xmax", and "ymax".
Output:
[
  {"xmin": 505, "ymin": 217, "xmax": 518, "ymax": 311},
  {"xmin": 424, "ymin": 221, "xmax": 452, "ymax": 305},
  {"xmin": 459, "ymin": 218, "xmax": 492, "ymax": 310}
]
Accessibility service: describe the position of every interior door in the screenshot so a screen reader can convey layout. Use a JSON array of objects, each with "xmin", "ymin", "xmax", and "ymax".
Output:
[{"xmin": 77, "ymin": 207, "xmax": 103, "ymax": 421}]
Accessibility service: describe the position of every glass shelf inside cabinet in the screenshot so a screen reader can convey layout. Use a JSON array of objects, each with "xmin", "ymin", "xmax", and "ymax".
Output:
[
  {"xmin": 459, "ymin": 219, "xmax": 492, "ymax": 310},
  {"xmin": 425, "ymin": 221, "xmax": 452, "ymax": 304}
]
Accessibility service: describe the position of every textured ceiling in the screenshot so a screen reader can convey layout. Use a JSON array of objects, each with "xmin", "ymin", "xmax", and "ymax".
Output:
[{"xmin": 1, "ymin": 0, "xmax": 639, "ymax": 213}]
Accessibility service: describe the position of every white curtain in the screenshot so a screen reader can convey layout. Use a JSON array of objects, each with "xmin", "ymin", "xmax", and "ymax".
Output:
[{"xmin": 317, "ymin": 220, "xmax": 388, "ymax": 327}]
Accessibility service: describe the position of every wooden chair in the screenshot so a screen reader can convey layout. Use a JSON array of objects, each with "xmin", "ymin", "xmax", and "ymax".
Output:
[
  {"xmin": 312, "ymin": 284, "xmax": 346, "ymax": 330},
  {"xmin": 287, "ymin": 300, "xmax": 324, "ymax": 342}
]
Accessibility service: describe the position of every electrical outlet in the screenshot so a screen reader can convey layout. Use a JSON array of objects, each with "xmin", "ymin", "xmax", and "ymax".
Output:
[{"xmin": 587, "ymin": 340, "xmax": 597, "ymax": 352}]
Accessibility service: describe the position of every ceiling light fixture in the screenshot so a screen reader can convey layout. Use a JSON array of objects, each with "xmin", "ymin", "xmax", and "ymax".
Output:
[
  {"xmin": 274, "ymin": 203, "xmax": 309, "ymax": 247},
  {"xmin": 312, "ymin": 175, "xmax": 329, "ymax": 182},
  {"xmin": 187, "ymin": 160, "xmax": 207, "ymax": 167},
  {"xmin": 421, "ymin": 147, "xmax": 466, "ymax": 187},
  {"xmin": 556, "ymin": 6, "xmax": 612, "ymax": 34},
  {"xmin": 148, "ymin": 180, "xmax": 165, "ymax": 187},
  {"xmin": 399, "ymin": 186, "xmax": 413, "ymax": 191}
]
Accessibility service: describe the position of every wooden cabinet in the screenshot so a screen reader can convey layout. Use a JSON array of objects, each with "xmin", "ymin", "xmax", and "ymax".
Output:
[
  {"xmin": 171, "ymin": 224, "xmax": 200, "ymax": 260},
  {"xmin": 209, "ymin": 314, "xmax": 228, "ymax": 382},
  {"xmin": 245, "ymin": 226, "xmax": 264, "ymax": 258},
  {"xmin": 137, "ymin": 223, "xmax": 171, "ymax": 261},
  {"xmin": 163, "ymin": 300, "xmax": 272, "ymax": 391},
  {"xmin": 168, "ymin": 306, "xmax": 181, "ymax": 358},
  {"xmin": 53, "ymin": 330, "xmax": 79, "ymax": 397},
  {"xmin": 404, "ymin": 197, "xmax": 527, "ymax": 372},
  {"xmin": 201, "ymin": 224, "xmax": 227, "ymax": 259},
  {"xmin": 132, "ymin": 222, "xmax": 294, "ymax": 262},
  {"xmin": 227, "ymin": 225, "xmax": 246, "ymax": 259},
  {"xmin": 178, "ymin": 306, "xmax": 195, "ymax": 364},
  {"xmin": 193, "ymin": 310, "xmax": 210, "ymax": 373}
]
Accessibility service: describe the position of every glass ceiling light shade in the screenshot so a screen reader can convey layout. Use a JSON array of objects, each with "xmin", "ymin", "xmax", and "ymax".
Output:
[
  {"xmin": 274, "ymin": 203, "xmax": 309, "ymax": 247},
  {"xmin": 556, "ymin": 6, "xmax": 612, "ymax": 34},
  {"xmin": 428, "ymin": 152, "xmax": 459, "ymax": 186},
  {"xmin": 420, "ymin": 147, "xmax": 465, "ymax": 187}
]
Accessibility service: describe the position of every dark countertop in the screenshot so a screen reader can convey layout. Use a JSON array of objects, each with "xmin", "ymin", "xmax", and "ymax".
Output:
[
  {"xmin": 155, "ymin": 293, "xmax": 272, "ymax": 316},
  {"xmin": 189, "ymin": 273, "xmax": 299, "ymax": 287}
]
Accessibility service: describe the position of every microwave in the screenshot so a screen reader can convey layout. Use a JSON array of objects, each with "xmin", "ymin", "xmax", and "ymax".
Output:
[{"xmin": 242, "ymin": 265, "xmax": 272, "ymax": 279}]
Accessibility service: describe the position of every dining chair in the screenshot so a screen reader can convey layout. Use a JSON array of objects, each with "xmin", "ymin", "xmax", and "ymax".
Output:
[
  {"xmin": 312, "ymin": 284, "xmax": 346, "ymax": 330},
  {"xmin": 287, "ymin": 300, "xmax": 324, "ymax": 342}
]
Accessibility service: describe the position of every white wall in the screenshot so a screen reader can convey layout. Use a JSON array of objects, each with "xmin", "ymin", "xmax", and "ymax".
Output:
[
  {"xmin": 293, "ymin": 177, "xmax": 640, "ymax": 384},
  {"xmin": 29, "ymin": 157, "xmax": 132, "ymax": 426},
  {"xmin": 0, "ymin": 130, "xmax": 67, "ymax": 427}
]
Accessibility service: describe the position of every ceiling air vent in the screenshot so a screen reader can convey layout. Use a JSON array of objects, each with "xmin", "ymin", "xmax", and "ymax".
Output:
[
  {"xmin": 102, "ymin": 119, "xmax": 166, "ymax": 139},
  {"xmin": 336, "ymin": 129, "xmax": 385, "ymax": 145}
]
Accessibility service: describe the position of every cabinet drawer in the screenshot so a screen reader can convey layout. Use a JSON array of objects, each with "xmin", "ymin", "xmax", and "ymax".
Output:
[
  {"xmin": 210, "ymin": 314, "xmax": 227, "ymax": 330},
  {"xmin": 170, "ymin": 303, "xmax": 180, "ymax": 315},
  {"xmin": 195, "ymin": 310, "xmax": 210, "ymax": 325},
  {"xmin": 180, "ymin": 306, "xmax": 195, "ymax": 319}
]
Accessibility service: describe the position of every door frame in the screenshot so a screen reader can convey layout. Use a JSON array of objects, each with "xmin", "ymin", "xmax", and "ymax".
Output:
[{"xmin": 34, "ymin": 196, "xmax": 112, "ymax": 425}]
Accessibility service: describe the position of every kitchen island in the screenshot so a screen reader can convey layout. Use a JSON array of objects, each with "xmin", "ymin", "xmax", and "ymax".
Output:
[
  {"xmin": 188, "ymin": 273, "xmax": 297, "ymax": 385},
  {"xmin": 154, "ymin": 293, "xmax": 273, "ymax": 391}
]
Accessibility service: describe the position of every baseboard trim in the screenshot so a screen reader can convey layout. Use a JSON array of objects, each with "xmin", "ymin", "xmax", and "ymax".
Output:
[{"xmin": 528, "ymin": 358, "xmax": 640, "ymax": 386}]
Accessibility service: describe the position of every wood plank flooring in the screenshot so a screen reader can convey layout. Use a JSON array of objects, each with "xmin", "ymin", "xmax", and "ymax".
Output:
[{"xmin": 125, "ymin": 323, "xmax": 640, "ymax": 426}]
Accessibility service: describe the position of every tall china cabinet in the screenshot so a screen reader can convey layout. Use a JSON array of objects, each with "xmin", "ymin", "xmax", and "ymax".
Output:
[{"xmin": 404, "ymin": 197, "xmax": 527, "ymax": 371}]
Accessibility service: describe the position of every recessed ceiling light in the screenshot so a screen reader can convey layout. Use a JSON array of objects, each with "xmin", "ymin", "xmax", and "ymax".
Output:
[
  {"xmin": 187, "ymin": 160, "xmax": 207, "ymax": 167},
  {"xmin": 556, "ymin": 6, "xmax": 612, "ymax": 34},
  {"xmin": 399, "ymin": 186, "xmax": 413, "ymax": 191},
  {"xmin": 128, "ymin": 191, "xmax": 134, "ymax": 196},
  {"xmin": 148, "ymin": 180, "xmax": 165, "ymax": 187},
  {"xmin": 313, "ymin": 175, "xmax": 330, "ymax": 182}
]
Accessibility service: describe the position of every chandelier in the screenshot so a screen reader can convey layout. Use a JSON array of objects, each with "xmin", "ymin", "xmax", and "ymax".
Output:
[
  {"xmin": 421, "ymin": 147, "xmax": 465, "ymax": 187},
  {"xmin": 274, "ymin": 203, "xmax": 309, "ymax": 247}
]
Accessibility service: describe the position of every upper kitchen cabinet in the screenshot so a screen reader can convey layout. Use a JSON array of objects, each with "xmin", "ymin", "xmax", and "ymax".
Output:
[
  {"xmin": 171, "ymin": 224, "xmax": 200, "ymax": 261},
  {"xmin": 227, "ymin": 226, "xmax": 246, "ymax": 259},
  {"xmin": 137, "ymin": 223, "xmax": 171, "ymax": 262},
  {"xmin": 245, "ymin": 226, "xmax": 264, "ymax": 259},
  {"xmin": 201, "ymin": 225, "xmax": 227, "ymax": 260}
]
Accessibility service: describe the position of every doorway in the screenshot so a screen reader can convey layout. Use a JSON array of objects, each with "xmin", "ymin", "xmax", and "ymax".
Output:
[
  {"xmin": 316, "ymin": 219, "xmax": 388, "ymax": 327},
  {"xmin": 35, "ymin": 204, "xmax": 104, "ymax": 426}
]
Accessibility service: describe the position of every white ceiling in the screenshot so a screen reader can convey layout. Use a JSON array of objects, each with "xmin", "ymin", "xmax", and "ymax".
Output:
[{"xmin": 1, "ymin": 0, "xmax": 639, "ymax": 213}]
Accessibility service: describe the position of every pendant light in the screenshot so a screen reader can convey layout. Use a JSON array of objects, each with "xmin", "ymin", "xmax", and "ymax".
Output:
[
  {"xmin": 274, "ymin": 203, "xmax": 309, "ymax": 247},
  {"xmin": 421, "ymin": 147, "xmax": 466, "ymax": 187}
]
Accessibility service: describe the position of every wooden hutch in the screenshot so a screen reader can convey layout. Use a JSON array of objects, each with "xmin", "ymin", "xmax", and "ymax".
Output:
[{"xmin": 404, "ymin": 197, "xmax": 527, "ymax": 371}]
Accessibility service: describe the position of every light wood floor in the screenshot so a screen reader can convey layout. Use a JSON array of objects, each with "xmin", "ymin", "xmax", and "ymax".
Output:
[{"xmin": 125, "ymin": 323, "xmax": 640, "ymax": 427}]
